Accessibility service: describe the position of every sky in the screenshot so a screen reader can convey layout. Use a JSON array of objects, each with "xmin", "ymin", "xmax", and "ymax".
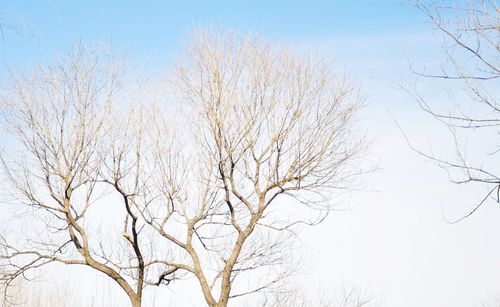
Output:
[
  {"xmin": 1, "ymin": 1, "xmax": 500, "ymax": 307},
  {"xmin": 0, "ymin": 1, "xmax": 428, "ymax": 67}
]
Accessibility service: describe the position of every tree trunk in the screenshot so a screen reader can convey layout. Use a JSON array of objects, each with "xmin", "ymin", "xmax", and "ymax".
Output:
[
  {"xmin": 130, "ymin": 296, "xmax": 141, "ymax": 307},
  {"xmin": 214, "ymin": 302, "xmax": 228, "ymax": 307}
]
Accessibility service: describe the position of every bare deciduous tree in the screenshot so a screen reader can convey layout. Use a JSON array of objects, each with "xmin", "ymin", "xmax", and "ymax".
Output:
[
  {"xmin": 251, "ymin": 284, "xmax": 376, "ymax": 307},
  {"xmin": 1, "ymin": 274, "xmax": 129, "ymax": 307},
  {"xmin": 405, "ymin": 0, "xmax": 499, "ymax": 221},
  {"xmin": 139, "ymin": 29, "xmax": 367, "ymax": 307},
  {"xmin": 0, "ymin": 46, "xmax": 176, "ymax": 307},
  {"xmin": 0, "ymin": 30, "xmax": 368, "ymax": 306}
]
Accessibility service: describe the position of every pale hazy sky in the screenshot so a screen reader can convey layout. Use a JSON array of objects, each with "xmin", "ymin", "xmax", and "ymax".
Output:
[{"xmin": 1, "ymin": 1, "xmax": 499, "ymax": 307}]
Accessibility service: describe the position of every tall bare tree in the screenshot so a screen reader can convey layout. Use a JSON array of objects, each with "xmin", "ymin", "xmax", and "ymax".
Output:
[
  {"xmin": 406, "ymin": 0, "xmax": 499, "ymax": 221},
  {"xmin": 0, "ymin": 30, "xmax": 368, "ymax": 306},
  {"xmin": 0, "ymin": 46, "xmax": 176, "ymax": 307},
  {"xmin": 138, "ymin": 29, "xmax": 367, "ymax": 307}
]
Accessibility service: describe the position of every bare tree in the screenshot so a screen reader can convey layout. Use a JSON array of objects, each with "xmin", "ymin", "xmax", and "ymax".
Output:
[
  {"xmin": 1, "ymin": 275, "xmax": 129, "ymax": 307},
  {"xmin": 0, "ymin": 30, "xmax": 368, "ymax": 306},
  {"xmin": 405, "ymin": 0, "xmax": 499, "ymax": 221},
  {"xmin": 138, "ymin": 29, "xmax": 367, "ymax": 307},
  {"xmin": 251, "ymin": 284, "xmax": 376, "ymax": 307},
  {"xmin": 0, "ymin": 46, "xmax": 176, "ymax": 307}
]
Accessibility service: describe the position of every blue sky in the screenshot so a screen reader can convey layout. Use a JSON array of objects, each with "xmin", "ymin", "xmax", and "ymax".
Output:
[{"xmin": 1, "ymin": 1, "xmax": 428, "ymax": 68}]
